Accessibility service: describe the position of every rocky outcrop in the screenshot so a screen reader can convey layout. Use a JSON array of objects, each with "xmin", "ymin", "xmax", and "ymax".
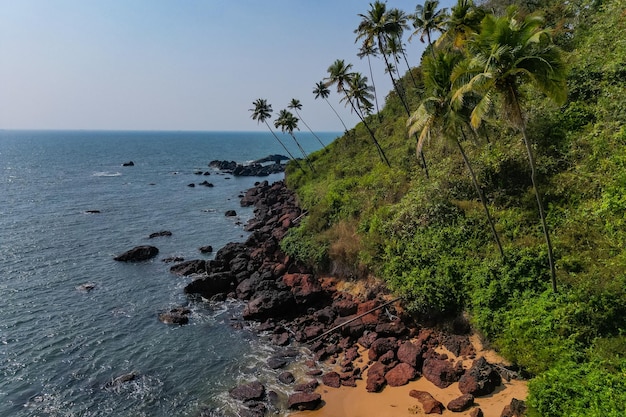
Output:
[
  {"xmin": 114, "ymin": 245, "xmax": 158, "ymax": 262},
  {"xmin": 209, "ymin": 160, "xmax": 285, "ymax": 177}
]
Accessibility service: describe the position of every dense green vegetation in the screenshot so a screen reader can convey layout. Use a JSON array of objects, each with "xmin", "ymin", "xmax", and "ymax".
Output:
[{"xmin": 274, "ymin": 0, "xmax": 625, "ymax": 415}]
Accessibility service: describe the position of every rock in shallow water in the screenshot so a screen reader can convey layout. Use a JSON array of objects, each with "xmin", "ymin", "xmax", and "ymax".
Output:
[{"xmin": 113, "ymin": 245, "xmax": 158, "ymax": 262}]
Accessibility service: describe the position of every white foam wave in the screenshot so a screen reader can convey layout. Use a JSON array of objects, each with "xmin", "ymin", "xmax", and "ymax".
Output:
[{"xmin": 92, "ymin": 171, "xmax": 121, "ymax": 177}]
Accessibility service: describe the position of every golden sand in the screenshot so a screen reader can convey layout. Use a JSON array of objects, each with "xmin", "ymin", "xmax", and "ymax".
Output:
[{"xmin": 291, "ymin": 334, "xmax": 528, "ymax": 417}]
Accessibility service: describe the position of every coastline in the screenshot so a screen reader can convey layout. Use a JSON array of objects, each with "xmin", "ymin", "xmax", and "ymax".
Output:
[{"xmin": 175, "ymin": 178, "xmax": 528, "ymax": 416}]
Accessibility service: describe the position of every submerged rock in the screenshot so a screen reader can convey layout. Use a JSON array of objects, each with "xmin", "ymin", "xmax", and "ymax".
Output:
[{"xmin": 113, "ymin": 245, "xmax": 159, "ymax": 262}]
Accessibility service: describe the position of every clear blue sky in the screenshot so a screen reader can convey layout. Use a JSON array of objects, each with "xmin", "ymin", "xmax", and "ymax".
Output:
[{"xmin": 0, "ymin": 0, "xmax": 455, "ymax": 131}]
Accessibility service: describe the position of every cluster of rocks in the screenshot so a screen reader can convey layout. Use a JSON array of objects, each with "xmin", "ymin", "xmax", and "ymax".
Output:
[
  {"xmin": 209, "ymin": 160, "xmax": 285, "ymax": 177},
  {"xmin": 162, "ymin": 180, "xmax": 525, "ymax": 416}
]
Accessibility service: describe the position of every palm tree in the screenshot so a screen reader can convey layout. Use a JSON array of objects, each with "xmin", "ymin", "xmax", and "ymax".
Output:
[
  {"xmin": 249, "ymin": 98, "xmax": 302, "ymax": 171},
  {"xmin": 355, "ymin": 2, "xmax": 429, "ymax": 175},
  {"xmin": 455, "ymin": 10, "xmax": 567, "ymax": 291},
  {"xmin": 338, "ymin": 71, "xmax": 391, "ymax": 167},
  {"xmin": 408, "ymin": 51, "xmax": 504, "ymax": 258},
  {"xmin": 288, "ymin": 98, "xmax": 326, "ymax": 149},
  {"xmin": 313, "ymin": 80, "xmax": 350, "ymax": 135},
  {"xmin": 357, "ymin": 42, "xmax": 382, "ymax": 119},
  {"xmin": 410, "ymin": 0, "xmax": 448, "ymax": 59},
  {"xmin": 355, "ymin": 1, "xmax": 410, "ymax": 115},
  {"xmin": 387, "ymin": 7, "xmax": 421, "ymax": 90},
  {"xmin": 274, "ymin": 109, "xmax": 315, "ymax": 172},
  {"xmin": 436, "ymin": 0, "xmax": 485, "ymax": 50}
]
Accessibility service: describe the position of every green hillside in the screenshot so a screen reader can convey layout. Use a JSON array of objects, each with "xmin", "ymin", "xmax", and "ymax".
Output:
[{"xmin": 275, "ymin": 0, "xmax": 625, "ymax": 415}]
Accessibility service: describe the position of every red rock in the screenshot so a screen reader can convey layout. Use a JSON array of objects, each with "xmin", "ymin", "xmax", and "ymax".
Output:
[
  {"xmin": 366, "ymin": 361, "xmax": 387, "ymax": 392},
  {"xmin": 368, "ymin": 337, "xmax": 397, "ymax": 361},
  {"xmin": 409, "ymin": 390, "xmax": 444, "ymax": 414},
  {"xmin": 333, "ymin": 298, "xmax": 358, "ymax": 316},
  {"xmin": 282, "ymin": 273, "xmax": 323, "ymax": 302},
  {"xmin": 447, "ymin": 394, "xmax": 475, "ymax": 412},
  {"xmin": 470, "ymin": 408, "xmax": 484, "ymax": 417},
  {"xmin": 357, "ymin": 299, "xmax": 381, "ymax": 324},
  {"xmin": 294, "ymin": 380, "xmax": 318, "ymax": 393},
  {"xmin": 422, "ymin": 358, "xmax": 463, "ymax": 388},
  {"xmin": 287, "ymin": 392, "xmax": 322, "ymax": 411},
  {"xmin": 385, "ymin": 362, "xmax": 417, "ymax": 386},
  {"xmin": 397, "ymin": 340, "xmax": 422, "ymax": 368},
  {"xmin": 321, "ymin": 371, "xmax": 341, "ymax": 388}
]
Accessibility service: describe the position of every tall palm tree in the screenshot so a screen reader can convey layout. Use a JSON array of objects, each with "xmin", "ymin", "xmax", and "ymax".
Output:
[
  {"xmin": 455, "ymin": 10, "xmax": 567, "ymax": 291},
  {"xmin": 313, "ymin": 80, "xmax": 350, "ymax": 135},
  {"xmin": 338, "ymin": 71, "xmax": 391, "ymax": 167},
  {"xmin": 274, "ymin": 109, "xmax": 315, "ymax": 172},
  {"xmin": 249, "ymin": 98, "xmax": 302, "ymax": 171},
  {"xmin": 355, "ymin": 2, "xmax": 429, "ymax": 175},
  {"xmin": 387, "ymin": 7, "xmax": 421, "ymax": 90},
  {"xmin": 357, "ymin": 42, "xmax": 382, "ymax": 119},
  {"xmin": 288, "ymin": 98, "xmax": 326, "ymax": 149},
  {"xmin": 408, "ymin": 51, "xmax": 504, "ymax": 258},
  {"xmin": 410, "ymin": 0, "xmax": 448, "ymax": 59},
  {"xmin": 355, "ymin": 1, "xmax": 410, "ymax": 115}
]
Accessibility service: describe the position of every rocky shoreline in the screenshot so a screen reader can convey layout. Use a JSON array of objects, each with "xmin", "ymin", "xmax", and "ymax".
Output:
[{"xmin": 168, "ymin": 180, "xmax": 526, "ymax": 416}]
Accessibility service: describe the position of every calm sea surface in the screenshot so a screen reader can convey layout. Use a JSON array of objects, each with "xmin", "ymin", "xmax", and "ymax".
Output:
[{"xmin": 0, "ymin": 130, "xmax": 336, "ymax": 417}]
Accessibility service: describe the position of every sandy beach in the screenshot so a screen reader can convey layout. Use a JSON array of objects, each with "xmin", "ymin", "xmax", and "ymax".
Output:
[{"xmin": 292, "ymin": 334, "xmax": 528, "ymax": 417}]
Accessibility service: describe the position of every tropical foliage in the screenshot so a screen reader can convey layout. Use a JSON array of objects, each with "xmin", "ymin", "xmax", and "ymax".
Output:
[{"xmin": 253, "ymin": 0, "xmax": 626, "ymax": 415}]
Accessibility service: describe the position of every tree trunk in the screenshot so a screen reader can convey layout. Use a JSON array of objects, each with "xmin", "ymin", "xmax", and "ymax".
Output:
[
  {"xmin": 347, "ymin": 97, "xmax": 390, "ymax": 167},
  {"xmin": 295, "ymin": 109, "xmax": 326, "ymax": 149},
  {"xmin": 264, "ymin": 121, "xmax": 303, "ymax": 171},
  {"xmin": 324, "ymin": 98, "xmax": 349, "ymax": 135},
  {"xmin": 459, "ymin": 129, "xmax": 504, "ymax": 258},
  {"xmin": 510, "ymin": 92, "xmax": 557, "ymax": 292}
]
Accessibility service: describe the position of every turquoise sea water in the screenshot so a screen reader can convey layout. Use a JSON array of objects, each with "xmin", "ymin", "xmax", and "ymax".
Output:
[{"xmin": 0, "ymin": 130, "xmax": 336, "ymax": 417}]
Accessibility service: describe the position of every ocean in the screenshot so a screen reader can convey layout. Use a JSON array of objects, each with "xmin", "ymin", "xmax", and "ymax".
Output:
[{"xmin": 0, "ymin": 130, "xmax": 336, "ymax": 417}]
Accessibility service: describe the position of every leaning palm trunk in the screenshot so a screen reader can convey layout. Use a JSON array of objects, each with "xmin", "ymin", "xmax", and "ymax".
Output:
[
  {"xmin": 289, "ymin": 132, "xmax": 315, "ymax": 172},
  {"xmin": 324, "ymin": 98, "xmax": 349, "ymax": 135},
  {"xmin": 459, "ymin": 128, "xmax": 504, "ymax": 258},
  {"xmin": 293, "ymin": 109, "xmax": 327, "ymax": 150},
  {"xmin": 264, "ymin": 121, "xmax": 303, "ymax": 171},
  {"xmin": 377, "ymin": 35, "xmax": 429, "ymax": 177},
  {"xmin": 347, "ymin": 96, "xmax": 390, "ymax": 167},
  {"xmin": 366, "ymin": 54, "xmax": 383, "ymax": 120},
  {"xmin": 510, "ymin": 91, "xmax": 557, "ymax": 292}
]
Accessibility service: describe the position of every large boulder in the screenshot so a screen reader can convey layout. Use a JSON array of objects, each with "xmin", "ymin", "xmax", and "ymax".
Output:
[
  {"xmin": 287, "ymin": 392, "xmax": 321, "ymax": 411},
  {"xmin": 184, "ymin": 272, "xmax": 235, "ymax": 297},
  {"xmin": 422, "ymin": 357, "xmax": 463, "ymax": 388},
  {"xmin": 397, "ymin": 340, "xmax": 423, "ymax": 368},
  {"xmin": 385, "ymin": 362, "xmax": 418, "ymax": 386},
  {"xmin": 458, "ymin": 357, "xmax": 502, "ymax": 396},
  {"xmin": 366, "ymin": 361, "xmax": 388, "ymax": 392},
  {"xmin": 242, "ymin": 289, "xmax": 296, "ymax": 321},
  {"xmin": 114, "ymin": 245, "xmax": 158, "ymax": 262},
  {"xmin": 229, "ymin": 381, "xmax": 265, "ymax": 401}
]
